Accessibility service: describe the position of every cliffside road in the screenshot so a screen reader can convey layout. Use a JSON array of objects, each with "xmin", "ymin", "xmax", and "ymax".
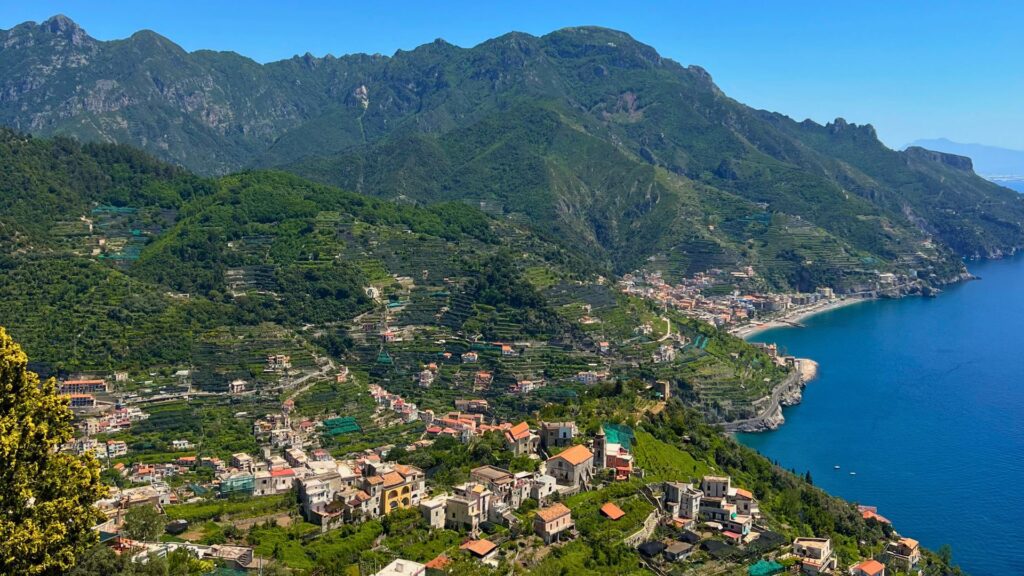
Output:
[{"xmin": 720, "ymin": 369, "xmax": 803, "ymax": 433}]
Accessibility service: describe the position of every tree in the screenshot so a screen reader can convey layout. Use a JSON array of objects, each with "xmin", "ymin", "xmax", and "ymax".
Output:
[
  {"xmin": 0, "ymin": 326, "xmax": 107, "ymax": 575},
  {"xmin": 123, "ymin": 504, "xmax": 164, "ymax": 541}
]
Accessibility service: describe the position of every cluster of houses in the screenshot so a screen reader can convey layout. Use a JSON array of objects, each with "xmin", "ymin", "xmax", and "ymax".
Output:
[
  {"xmin": 619, "ymin": 269, "xmax": 837, "ymax": 328},
  {"xmin": 295, "ymin": 452, "xmax": 426, "ymax": 529},
  {"xmin": 660, "ymin": 475, "xmax": 759, "ymax": 542}
]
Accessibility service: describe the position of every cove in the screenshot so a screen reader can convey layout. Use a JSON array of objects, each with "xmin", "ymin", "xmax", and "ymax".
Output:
[{"xmin": 737, "ymin": 257, "xmax": 1024, "ymax": 575}]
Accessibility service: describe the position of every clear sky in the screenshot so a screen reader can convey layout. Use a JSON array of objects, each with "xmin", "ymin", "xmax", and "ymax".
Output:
[{"xmin": 2, "ymin": 1, "xmax": 1022, "ymax": 150}]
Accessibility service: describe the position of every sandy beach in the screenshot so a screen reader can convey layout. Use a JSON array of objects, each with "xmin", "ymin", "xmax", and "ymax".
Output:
[{"xmin": 730, "ymin": 297, "xmax": 871, "ymax": 340}]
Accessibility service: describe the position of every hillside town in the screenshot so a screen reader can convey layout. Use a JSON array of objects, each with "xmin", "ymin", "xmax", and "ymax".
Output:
[{"xmin": 62, "ymin": 364, "xmax": 931, "ymax": 575}]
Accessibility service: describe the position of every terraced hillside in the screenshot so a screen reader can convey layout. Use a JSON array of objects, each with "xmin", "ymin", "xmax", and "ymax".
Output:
[{"xmin": 0, "ymin": 130, "xmax": 784, "ymax": 423}]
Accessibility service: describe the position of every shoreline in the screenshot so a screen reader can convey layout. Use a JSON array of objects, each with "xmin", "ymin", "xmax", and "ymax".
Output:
[
  {"xmin": 730, "ymin": 297, "xmax": 872, "ymax": 340},
  {"xmin": 721, "ymin": 357, "xmax": 817, "ymax": 433}
]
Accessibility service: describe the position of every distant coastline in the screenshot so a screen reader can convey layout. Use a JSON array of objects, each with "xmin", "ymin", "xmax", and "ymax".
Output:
[{"xmin": 730, "ymin": 297, "xmax": 871, "ymax": 340}]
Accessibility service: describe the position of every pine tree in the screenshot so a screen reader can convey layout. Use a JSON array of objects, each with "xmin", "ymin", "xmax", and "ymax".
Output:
[{"xmin": 0, "ymin": 326, "xmax": 107, "ymax": 575}]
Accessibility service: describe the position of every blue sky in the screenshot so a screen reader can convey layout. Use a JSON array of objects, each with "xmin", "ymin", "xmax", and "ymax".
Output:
[{"xmin": 2, "ymin": 1, "xmax": 1022, "ymax": 150}]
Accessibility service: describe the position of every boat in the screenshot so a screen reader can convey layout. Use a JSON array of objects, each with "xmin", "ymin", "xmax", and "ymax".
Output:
[
  {"xmin": 849, "ymin": 471, "xmax": 857, "ymax": 476},
  {"xmin": 834, "ymin": 465, "xmax": 840, "ymax": 470}
]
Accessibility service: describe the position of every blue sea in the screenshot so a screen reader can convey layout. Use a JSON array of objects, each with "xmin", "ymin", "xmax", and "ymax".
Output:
[{"xmin": 738, "ymin": 257, "xmax": 1024, "ymax": 575}]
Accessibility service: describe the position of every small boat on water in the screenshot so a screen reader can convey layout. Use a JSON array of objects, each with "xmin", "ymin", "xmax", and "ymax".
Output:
[
  {"xmin": 834, "ymin": 465, "xmax": 840, "ymax": 470},
  {"xmin": 849, "ymin": 471, "xmax": 857, "ymax": 476}
]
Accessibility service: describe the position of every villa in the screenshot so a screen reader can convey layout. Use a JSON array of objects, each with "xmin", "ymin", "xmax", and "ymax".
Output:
[
  {"xmin": 850, "ymin": 559, "xmax": 886, "ymax": 576},
  {"xmin": 792, "ymin": 537, "xmax": 837, "ymax": 575},
  {"xmin": 534, "ymin": 502, "xmax": 573, "ymax": 544},
  {"xmin": 884, "ymin": 537, "xmax": 921, "ymax": 572}
]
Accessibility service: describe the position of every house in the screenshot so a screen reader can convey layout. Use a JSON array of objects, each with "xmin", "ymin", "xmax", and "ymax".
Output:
[
  {"xmin": 857, "ymin": 505, "xmax": 891, "ymax": 525},
  {"xmin": 424, "ymin": 555, "xmax": 450, "ymax": 572},
  {"xmin": 470, "ymin": 465, "xmax": 528, "ymax": 509},
  {"xmin": 417, "ymin": 369, "xmax": 435, "ymax": 387},
  {"xmin": 539, "ymin": 421, "xmax": 577, "ymax": 449},
  {"xmin": 884, "ymin": 538, "xmax": 920, "ymax": 572},
  {"xmin": 60, "ymin": 379, "xmax": 108, "ymax": 394},
  {"xmin": 419, "ymin": 496, "xmax": 447, "ymax": 529},
  {"xmin": 850, "ymin": 559, "xmax": 886, "ymax": 576},
  {"xmin": 534, "ymin": 503, "xmax": 573, "ymax": 544},
  {"xmin": 473, "ymin": 371, "xmax": 493, "ymax": 388},
  {"xmin": 599, "ymin": 502, "xmax": 625, "ymax": 520},
  {"xmin": 106, "ymin": 440, "xmax": 128, "ymax": 458},
  {"xmin": 504, "ymin": 422, "xmax": 539, "ymax": 456},
  {"xmin": 461, "ymin": 352, "xmax": 478, "ymax": 363},
  {"xmin": 373, "ymin": 559, "xmax": 426, "ymax": 576},
  {"xmin": 599, "ymin": 341, "xmax": 610, "ymax": 354},
  {"xmin": 701, "ymin": 476, "xmax": 731, "ymax": 498},
  {"xmin": 545, "ymin": 445, "xmax": 594, "ymax": 487},
  {"xmin": 171, "ymin": 440, "xmax": 192, "ymax": 451},
  {"xmin": 67, "ymin": 393, "xmax": 96, "ymax": 408},
  {"xmin": 231, "ymin": 453, "xmax": 253, "ymax": 470},
  {"xmin": 460, "ymin": 539, "xmax": 498, "ymax": 562},
  {"xmin": 379, "ymin": 465, "xmax": 426, "ymax": 516},
  {"xmin": 228, "ymin": 379, "xmax": 247, "ymax": 394},
  {"xmin": 792, "ymin": 537, "xmax": 836, "ymax": 575},
  {"xmin": 445, "ymin": 493, "xmax": 482, "ymax": 533},
  {"xmin": 530, "ymin": 474, "xmax": 557, "ymax": 502},
  {"xmin": 574, "ymin": 370, "xmax": 606, "ymax": 385},
  {"xmin": 731, "ymin": 488, "xmax": 759, "ymax": 517},
  {"xmin": 454, "ymin": 399, "xmax": 489, "ymax": 413},
  {"xmin": 638, "ymin": 541, "xmax": 667, "ymax": 558},
  {"xmin": 663, "ymin": 481, "xmax": 702, "ymax": 520},
  {"xmin": 500, "ymin": 344, "xmax": 516, "ymax": 357},
  {"xmin": 664, "ymin": 541, "xmax": 694, "ymax": 562}
]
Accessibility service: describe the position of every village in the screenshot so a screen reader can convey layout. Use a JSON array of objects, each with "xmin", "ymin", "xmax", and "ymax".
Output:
[
  {"xmin": 618, "ymin": 268, "xmax": 851, "ymax": 331},
  {"xmin": 59, "ymin": 356, "xmax": 928, "ymax": 575}
]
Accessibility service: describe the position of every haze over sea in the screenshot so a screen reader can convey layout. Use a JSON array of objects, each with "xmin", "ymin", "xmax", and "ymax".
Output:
[{"xmin": 738, "ymin": 257, "xmax": 1024, "ymax": 575}]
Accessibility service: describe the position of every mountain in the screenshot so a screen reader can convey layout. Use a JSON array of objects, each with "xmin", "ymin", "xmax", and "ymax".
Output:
[
  {"xmin": 909, "ymin": 138, "xmax": 1024, "ymax": 177},
  {"xmin": 4, "ymin": 16, "xmax": 1024, "ymax": 289}
]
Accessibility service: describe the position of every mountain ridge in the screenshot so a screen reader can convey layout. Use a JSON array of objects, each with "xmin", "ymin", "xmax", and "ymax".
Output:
[{"xmin": 3, "ymin": 15, "xmax": 1024, "ymax": 291}]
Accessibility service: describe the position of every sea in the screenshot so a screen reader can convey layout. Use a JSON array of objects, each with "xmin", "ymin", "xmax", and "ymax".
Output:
[{"xmin": 738, "ymin": 256, "xmax": 1024, "ymax": 575}]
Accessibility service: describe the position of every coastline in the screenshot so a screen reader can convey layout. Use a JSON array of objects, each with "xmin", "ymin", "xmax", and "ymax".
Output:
[{"xmin": 730, "ymin": 297, "xmax": 872, "ymax": 340}]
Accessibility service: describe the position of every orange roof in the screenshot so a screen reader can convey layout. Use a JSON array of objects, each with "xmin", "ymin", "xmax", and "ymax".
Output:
[
  {"xmin": 366, "ymin": 475, "xmax": 384, "ymax": 485},
  {"xmin": 899, "ymin": 537, "xmax": 920, "ymax": 550},
  {"xmin": 734, "ymin": 488, "xmax": 753, "ymax": 499},
  {"xmin": 63, "ymin": 379, "xmax": 105, "ymax": 385},
  {"xmin": 600, "ymin": 502, "xmax": 625, "ymax": 520},
  {"xmin": 381, "ymin": 471, "xmax": 405, "ymax": 487},
  {"xmin": 853, "ymin": 559, "xmax": 886, "ymax": 576},
  {"xmin": 507, "ymin": 421, "xmax": 531, "ymax": 441},
  {"xmin": 460, "ymin": 539, "xmax": 497, "ymax": 557},
  {"xmin": 536, "ymin": 502, "xmax": 571, "ymax": 523},
  {"xmin": 425, "ymin": 555, "xmax": 451, "ymax": 569},
  {"xmin": 861, "ymin": 509, "xmax": 891, "ymax": 524},
  {"xmin": 549, "ymin": 444, "xmax": 593, "ymax": 466}
]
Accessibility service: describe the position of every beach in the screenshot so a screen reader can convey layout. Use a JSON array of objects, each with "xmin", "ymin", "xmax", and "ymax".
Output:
[{"xmin": 730, "ymin": 297, "xmax": 870, "ymax": 340}]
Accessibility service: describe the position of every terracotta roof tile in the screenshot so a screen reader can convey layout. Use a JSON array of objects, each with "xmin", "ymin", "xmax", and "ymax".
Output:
[
  {"xmin": 600, "ymin": 502, "xmax": 625, "ymax": 520},
  {"xmin": 460, "ymin": 539, "xmax": 497, "ymax": 557},
  {"xmin": 536, "ymin": 502, "xmax": 571, "ymax": 523},
  {"xmin": 549, "ymin": 444, "xmax": 592, "ymax": 466},
  {"xmin": 853, "ymin": 559, "xmax": 886, "ymax": 576}
]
